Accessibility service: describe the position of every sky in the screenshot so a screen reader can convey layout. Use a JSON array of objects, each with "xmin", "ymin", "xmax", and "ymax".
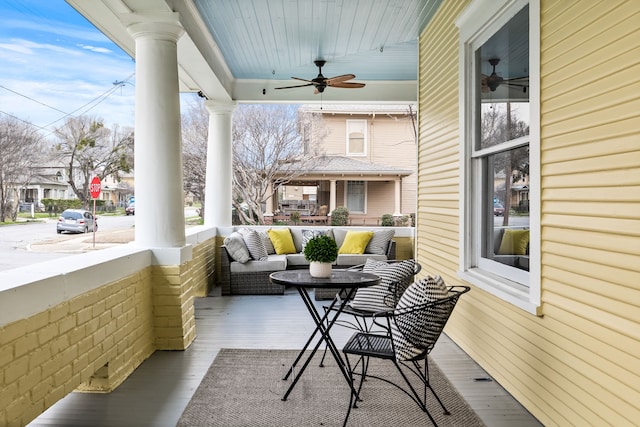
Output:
[{"xmin": 0, "ymin": 0, "xmax": 137, "ymax": 135}]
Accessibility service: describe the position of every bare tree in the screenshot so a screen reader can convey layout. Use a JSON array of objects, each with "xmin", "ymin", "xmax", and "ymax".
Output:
[
  {"xmin": 180, "ymin": 100, "xmax": 326, "ymax": 224},
  {"xmin": 0, "ymin": 116, "xmax": 42, "ymax": 222},
  {"xmin": 232, "ymin": 104, "xmax": 325, "ymax": 224},
  {"xmin": 181, "ymin": 96, "xmax": 209, "ymax": 218},
  {"xmin": 53, "ymin": 116, "xmax": 134, "ymax": 208}
]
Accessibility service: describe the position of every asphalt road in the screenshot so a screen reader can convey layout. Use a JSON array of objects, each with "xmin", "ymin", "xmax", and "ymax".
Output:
[
  {"xmin": 0, "ymin": 207, "xmax": 201, "ymax": 273},
  {"xmin": 0, "ymin": 214, "xmax": 135, "ymax": 273}
]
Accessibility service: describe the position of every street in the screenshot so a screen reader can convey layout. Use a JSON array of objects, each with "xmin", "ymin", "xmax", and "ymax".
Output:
[
  {"xmin": 0, "ymin": 207, "xmax": 200, "ymax": 273},
  {"xmin": 0, "ymin": 214, "xmax": 135, "ymax": 272}
]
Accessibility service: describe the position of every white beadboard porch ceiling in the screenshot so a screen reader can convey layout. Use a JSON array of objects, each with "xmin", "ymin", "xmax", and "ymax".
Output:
[
  {"xmin": 66, "ymin": 0, "xmax": 443, "ymax": 103},
  {"xmin": 193, "ymin": 0, "xmax": 438, "ymax": 81}
]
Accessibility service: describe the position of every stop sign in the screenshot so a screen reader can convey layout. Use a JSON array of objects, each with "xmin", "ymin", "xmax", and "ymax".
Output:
[{"xmin": 90, "ymin": 176, "xmax": 101, "ymax": 199}]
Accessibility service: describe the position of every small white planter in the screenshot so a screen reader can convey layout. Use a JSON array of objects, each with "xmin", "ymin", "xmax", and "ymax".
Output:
[{"xmin": 309, "ymin": 261, "xmax": 332, "ymax": 278}]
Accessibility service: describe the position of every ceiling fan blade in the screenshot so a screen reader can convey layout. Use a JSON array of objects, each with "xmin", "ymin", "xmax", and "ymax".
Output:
[
  {"xmin": 329, "ymin": 82, "xmax": 366, "ymax": 89},
  {"xmin": 325, "ymin": 74, "xmax": 355, "ymax": 85},
  {"xmin": 274, "ymin": 83, "xmax": 314, "ymax": 90},
  {"xmin": 291, "ymin": 76, "xmax": 313, "ymax": 83}
]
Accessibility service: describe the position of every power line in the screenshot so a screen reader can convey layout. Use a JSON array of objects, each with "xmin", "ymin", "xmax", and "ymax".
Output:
[
  {"xmin": 0, "ymin": 85, "xmax": 70, "ymax": 115},
  {"xmin": 40, "ymin": 73, "xmax": 135, "ymax": 129},
  {"xmin": 0, "ymin": 110, "xmax": 52, "ymax": 133},
  {"xmin": 1, "ymin": 73, "xmax": 135, "ymax": 136}
]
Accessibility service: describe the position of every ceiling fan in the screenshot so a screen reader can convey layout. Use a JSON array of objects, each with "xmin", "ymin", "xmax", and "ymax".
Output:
[
  {"xmin": 481, "ymin": 58, "xmax": 528, "ymax": 93},
  {"xmin": 275, "ymin": 60, "xmax": 365, "ymax": 94}
]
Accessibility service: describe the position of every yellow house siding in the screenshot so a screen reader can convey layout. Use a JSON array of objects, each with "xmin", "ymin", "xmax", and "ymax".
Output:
[
  {"xmin": 418, "ymin": 0, "xmax": 639, "ymax": 426},
  {"xmin": 416, "ymin": 0, "xmax": 465, "ymax": 278}
]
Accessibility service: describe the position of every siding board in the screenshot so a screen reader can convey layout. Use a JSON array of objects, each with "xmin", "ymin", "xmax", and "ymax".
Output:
[{"xmin": 418, "ymin": 0, "xmax": 639, "ymax": 425}]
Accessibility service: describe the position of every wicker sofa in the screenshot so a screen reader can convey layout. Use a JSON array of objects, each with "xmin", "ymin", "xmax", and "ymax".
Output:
[{"xmin": 219, "ymin": 227, "xmax": 396, "ymax": 296}]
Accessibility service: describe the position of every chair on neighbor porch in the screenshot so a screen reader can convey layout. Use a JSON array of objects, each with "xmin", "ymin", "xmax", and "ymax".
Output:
[{"xmin": 341, "ymin": 282, "xmax": 470, "ymax": 427}]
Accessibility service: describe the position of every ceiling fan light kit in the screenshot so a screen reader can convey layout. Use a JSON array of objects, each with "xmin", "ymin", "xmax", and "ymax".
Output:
[{"xmin": 275, "ymin": 60, "xmax": 365, "ymax": 94}]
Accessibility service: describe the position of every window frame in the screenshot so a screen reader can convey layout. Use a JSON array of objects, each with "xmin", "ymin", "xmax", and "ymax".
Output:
[
  {"xmin": 346, "ymin": 119, "xmax": 367, "ymax": 156},
  {"xmin": 344, "ymin": 180, "xmax": 367, "ymax": 214},
  {"xmin": 456, "ymin": 0, "xmax": 541, "ymax": 315}
]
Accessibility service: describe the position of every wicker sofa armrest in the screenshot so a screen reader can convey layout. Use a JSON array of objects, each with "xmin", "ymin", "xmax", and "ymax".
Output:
[
  {"xmin": 219, "ymin": 245, "xmax": 232, "ymax": 295},
  {"xmin": 386, "ymin": 240, "xmax": 396, "ymax": 260}
]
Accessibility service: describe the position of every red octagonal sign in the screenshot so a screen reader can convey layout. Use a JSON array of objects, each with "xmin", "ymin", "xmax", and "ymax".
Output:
[{"xmin": 90, "ymin": 176, "xmax": 101, "ymax": 199}]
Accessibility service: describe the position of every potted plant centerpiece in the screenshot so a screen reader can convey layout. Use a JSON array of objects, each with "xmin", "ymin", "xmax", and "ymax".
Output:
[{"xmin": 303, "ymin": 234, "xmax": 338, "ymax": 278}]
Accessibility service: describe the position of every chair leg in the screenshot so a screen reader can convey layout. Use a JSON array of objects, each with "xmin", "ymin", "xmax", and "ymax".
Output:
[
  {"xmin": 417, "ymin": 359, "xmax": 450, "ymax": 415},
  {"xmin": 389, "ymin": 359, "xmax": 440, "ymax": 426}
]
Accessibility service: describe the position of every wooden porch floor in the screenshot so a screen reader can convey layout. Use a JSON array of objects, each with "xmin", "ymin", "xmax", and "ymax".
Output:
[{"xmin": 29, "ymin": 289, "xmax": 543, "ymax": 427}]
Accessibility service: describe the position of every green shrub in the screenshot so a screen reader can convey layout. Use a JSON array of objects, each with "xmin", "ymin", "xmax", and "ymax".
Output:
[
  {"xmin": 381, "ymin": 214, "xmax": 394, "ymax": 226},
  {"xmin": 330, "ymin": 206, "xmax": 349, "ymax": 226},
  {"xmin": 395, "ymin": 215, "xmax": 410, "ymax": 227},
  {"xmin": 303, "ymin": 235, "xmax": 338, "ymax": 263},
  {"xmin": 289, "ymin": 210, "xmax": 301, "ymax": 225}
]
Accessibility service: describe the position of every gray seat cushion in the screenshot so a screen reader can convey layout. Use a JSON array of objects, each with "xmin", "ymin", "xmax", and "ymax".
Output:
[
  {"xmin": 229, "ymin": 255, "xmax": 287, "ymax": 273},
  {"xmin": 285, "ymin": 253, "xmax": 311, "ymax": 267}
]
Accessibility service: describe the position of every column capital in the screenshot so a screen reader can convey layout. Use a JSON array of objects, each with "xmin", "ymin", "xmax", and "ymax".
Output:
[
  {"xmin": 204, "ymin": 100, "xmax": 237, "ymax": 114},
  {"xmin": 124, "ymin": 12, "xmax": 184, "ymax": 41}
]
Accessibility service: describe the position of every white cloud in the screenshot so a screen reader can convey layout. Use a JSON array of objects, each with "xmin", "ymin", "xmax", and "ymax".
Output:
[{"xmin": 79, "ymin": 44, "xmax": 113, "ymax": 54}]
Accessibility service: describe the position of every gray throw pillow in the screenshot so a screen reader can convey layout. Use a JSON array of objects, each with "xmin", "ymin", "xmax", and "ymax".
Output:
[
  {"xmin": 257, "ymin": 230, "xmax": 276, "ymax": 255},
  {"xmin": 350, "ymin": 259, "xmax": 416, "ymax": 312},
  {"xmin": 223, "ymin": 232, "xmax": 251, "ymax": 263},
  {"xmin": 238, "ymin": 228, "xmax": 268, "ymax": 260},
  {"xmin": 391, "ymin": 275, "xmax": 449, "ymax": 361},
  {"xmin": 365, "ymin": 229, "xmax": 395, "ymax": 255}
]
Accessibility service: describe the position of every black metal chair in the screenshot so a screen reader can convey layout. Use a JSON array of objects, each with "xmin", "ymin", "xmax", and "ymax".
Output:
[
  {"xmin": 319, "ymin": 259, "xmax": 421, "ymax": 366},
  {"xmin": 341, "ymin": 285, "xmax": 470, "ymax": 427}
]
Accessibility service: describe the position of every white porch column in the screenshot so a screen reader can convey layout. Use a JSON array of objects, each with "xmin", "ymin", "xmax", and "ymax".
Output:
[
  {"xmin": 393, "ymin": 178, "xmax": 402, "ymax": 217},
  {"xmin": 203, "ymin": 100, "xmax": 235, "ymax": 227},
  {"xmin": 329, "ymin": 179, "xmax": 337, "ymax": 214},
  {"xmin": 127, "ymin": 14, "xmax": 185, "ymax": 248},
  {"xmin": 264, "ymin": 181, "xmax": 274, "ymax": 216}
]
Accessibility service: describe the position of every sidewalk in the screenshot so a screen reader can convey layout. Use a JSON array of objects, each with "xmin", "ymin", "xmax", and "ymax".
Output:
[{"xmin": 29, "ymin": 228, "xmax": 135, "ymax": 254}]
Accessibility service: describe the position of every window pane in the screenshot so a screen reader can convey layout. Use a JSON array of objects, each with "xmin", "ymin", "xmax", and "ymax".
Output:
[
  {"xmin": 347, "ymin": 120, "xmax": 366, "ymax": 154},
  {"xmin": 476, "ymin": 5, "xmax": 530, "ymax": 150},
  {"xmin": 484, "ymin": 146, "xmax": 530, "ymax": 271},
  {"xmin": 480, "ymin": 102, "xmax": 530, "ymax": 149},
  {"xmin": 349, "ymin": 133, "xmax": 365, "ymax": 153},
  {"xmin": 346, "ymin": 180, "xmax": 365, "ymax": 212}
]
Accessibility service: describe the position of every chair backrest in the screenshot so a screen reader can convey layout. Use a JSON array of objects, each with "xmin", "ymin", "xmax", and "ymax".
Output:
[
  {"xmin": 318, "ymin": 205, "xmax": 328, "ymax": 216},
  {"xmin": 347, "ymin": 259, "xmax": 422, "ymax": 311},
  {"xmin": 390, "ymin": 286, "xmax": 470, "ymax": 361}
]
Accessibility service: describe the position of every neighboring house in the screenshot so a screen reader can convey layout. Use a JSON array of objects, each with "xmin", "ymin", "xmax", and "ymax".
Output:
[
  {"xmin": 270, "ymin": 104, "xmax": 417, "ymax": 223},
  {"xmin": 417, "ymin": 1, "xmax": 639, "ymax": 426},
  {"xmin": 15, "ymin": 165, "xmax": 69, "ymax": 210},
  {"xmin": 15, "ymin": 164, "xmax": 134, "ymax": 209},
  {"xmin": 101, "ymin": 171, "xmax": 135, "ymax": 207}
]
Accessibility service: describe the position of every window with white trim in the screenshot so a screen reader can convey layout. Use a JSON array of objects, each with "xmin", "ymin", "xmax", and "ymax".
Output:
[
  {"xmin": 346, "ymin": 119, "xmax": 367, "ymax": 156},
  {"xmin": 457, "ymin": 0, "xmax": 541, "ymax": 314},
  {"xmin": 346, "ymin": 180, "xmax": 366, "ymax": 213}
]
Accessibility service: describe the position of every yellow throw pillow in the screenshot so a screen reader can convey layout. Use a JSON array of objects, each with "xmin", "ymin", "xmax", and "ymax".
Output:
[
  {"xmin": 267, "ymin": 228, "xmax": 297, "ymax": 254},
  {"xmin": 498, "ymin": 229, "xmax": 530, "ymax": 255},
  {"xmin": 338, "ymin": 231, "xmax": 374, "ymax": 254}
]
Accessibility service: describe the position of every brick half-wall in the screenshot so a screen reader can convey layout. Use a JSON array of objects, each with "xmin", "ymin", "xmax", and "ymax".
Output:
[
  {"xmin": 0, "ymin": 268, "xmax": 155, "ymax": 426},
  {"xmin": 0, "ymin": 231, "xmax": 216, "ymax": 426},
  {"xmin": 151, "ymin": 264, "xmax": 196, "ymax": 350}
]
